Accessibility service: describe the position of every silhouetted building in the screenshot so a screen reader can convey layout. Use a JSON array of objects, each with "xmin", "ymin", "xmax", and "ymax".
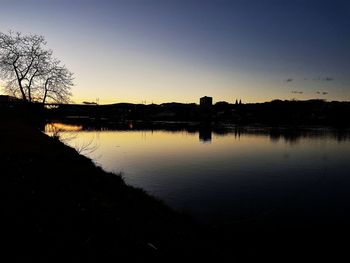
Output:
[
  {"xmin": 0, "ymin": 95, "xmax": 19, "ymax": 106},
  {"xmin": 200, "ymin": 96, "xmax": 213, "ymax": 121},
  {"xmin": 0, "ymin": 95, "xmax": 13, "ymax": 102},
  {"xmin": 83, "ymin": 101, "xmax": 98, "ymax": 105},
  {"xmin": 200, "ymin": 96, "xmax": 213, "ymax": 107}
]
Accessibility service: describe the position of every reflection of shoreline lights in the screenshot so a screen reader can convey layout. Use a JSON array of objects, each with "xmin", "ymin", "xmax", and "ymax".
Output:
[{"xmin": 45, "ymin": 123, "xmax": 83, "ymax": 132}]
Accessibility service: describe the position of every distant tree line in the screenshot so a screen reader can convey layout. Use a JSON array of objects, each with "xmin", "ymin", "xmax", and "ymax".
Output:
[{"xmin": 45, "ymin": 99, "xmax": 350, "ymax": 127}]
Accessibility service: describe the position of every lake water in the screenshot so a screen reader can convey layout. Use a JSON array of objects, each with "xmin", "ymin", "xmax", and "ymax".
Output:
[{"xmin": 45, "ymin": 122, "xmax": 350, "ymax": 225}]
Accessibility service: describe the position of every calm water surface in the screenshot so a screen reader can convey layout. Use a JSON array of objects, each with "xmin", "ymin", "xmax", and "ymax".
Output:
[{"xmin": 46, "ymin": 123, "xmax": 350, "ymax": 224}]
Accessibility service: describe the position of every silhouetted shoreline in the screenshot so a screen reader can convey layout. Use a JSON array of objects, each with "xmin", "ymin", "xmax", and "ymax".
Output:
[
  {"xmin": 46, "ymin": 99, "xmax": 350, "ymax": 127},
  {"xmin": 2, "ymin": 95, "xmax": 350, "ymax": 127},
  {"xmin": 1, "ymin": 119, "xmax": 218, "ymax": 261}
]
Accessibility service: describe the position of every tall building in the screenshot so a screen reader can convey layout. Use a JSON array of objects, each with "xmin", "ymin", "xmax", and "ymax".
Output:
[
  {"xmin": 200, "ymin": 96, "xmax": 213, "ymax": 107},
  {"xmin": 199, "ymin": 96, "xmax": 213, "ymax": 121}
]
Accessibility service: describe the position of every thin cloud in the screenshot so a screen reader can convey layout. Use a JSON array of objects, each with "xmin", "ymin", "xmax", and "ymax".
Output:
[
  {"xmin": 316, "ymin": 91, "xmax": 329, "ymax": 95},
  {"xmin": 312, "ymin": 77, "xmax": 334, "ymax": 81},
  {"xmin": 284, "ymin": 77, "xmax": 334, "ymax": 82},
  {"xmin": 322, "ymin": 77, "xmax": 334, "ymax": 81},
  {"xmin": 291, "ymin": 90, "xmax": 303, "ymax": 94}
]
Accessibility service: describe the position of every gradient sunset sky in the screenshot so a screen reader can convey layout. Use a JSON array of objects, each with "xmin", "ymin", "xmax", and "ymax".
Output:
[{"xmin": 0, "ymin": 0, "xmax": 349, "ymax": 104}]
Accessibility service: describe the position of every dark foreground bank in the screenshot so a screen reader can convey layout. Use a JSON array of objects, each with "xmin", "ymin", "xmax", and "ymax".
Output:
[
  {"xmin": 2, "ymin": 119, "xmax": 350, "ymax": 262},
  {"xmin": 1, "ymin": 120, "xmax": 220, "ymax": 261}
]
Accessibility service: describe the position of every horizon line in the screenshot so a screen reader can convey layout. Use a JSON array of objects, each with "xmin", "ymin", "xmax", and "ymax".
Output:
[{"xmin": 71, "ymin": 98, "xmax": 349, "ymax": 106}]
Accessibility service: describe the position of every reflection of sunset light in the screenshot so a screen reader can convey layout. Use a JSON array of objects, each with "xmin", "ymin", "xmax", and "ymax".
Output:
[{"xmin": 45, "ymin": 122, "xmax": 83, "ymax": 132}]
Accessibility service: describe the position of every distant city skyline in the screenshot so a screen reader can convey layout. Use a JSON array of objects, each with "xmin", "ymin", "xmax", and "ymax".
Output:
[{"xmin": 0, "ymin": 0, "xmax": 349, "ymax": 104}]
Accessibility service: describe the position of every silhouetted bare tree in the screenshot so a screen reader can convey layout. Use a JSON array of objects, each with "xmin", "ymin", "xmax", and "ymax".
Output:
[
  {"xmin": 40, "ymin": 59, "xmax": 73, "ymax": 104},
  {"xmin": 0, "ymin": 31, "xmax": 73, "ymax": 103}
]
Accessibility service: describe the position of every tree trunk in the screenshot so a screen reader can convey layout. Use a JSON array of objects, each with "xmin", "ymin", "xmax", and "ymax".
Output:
[
  {"xmin": 19, "ymin": 82, "xmax": 27, "ymax": 102},
  {"xmin": 27, "ymin": 86, "xmax": 32, "ymax": 103},
  {"xmin": 42, "ymin": 89, "xmax": 47, "ymax": 105},
  {"xmin": 14, "ymin": 64, "xmax": 27, "ymax": 102},
  {"xmin": 42, "ymin": 79, "xmax": 50, "ymax": 104}
]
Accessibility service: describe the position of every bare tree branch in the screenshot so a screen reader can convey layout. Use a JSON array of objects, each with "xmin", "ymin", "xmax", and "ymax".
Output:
[{"xmin": 0, "ymin": 31, "xmax": 73, "ymax": 104}]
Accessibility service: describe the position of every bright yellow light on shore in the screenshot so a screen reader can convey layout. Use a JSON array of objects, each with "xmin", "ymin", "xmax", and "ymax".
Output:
[{"xmin": 45, "ymin": 122, "xmax": 83, "ymax": 132}]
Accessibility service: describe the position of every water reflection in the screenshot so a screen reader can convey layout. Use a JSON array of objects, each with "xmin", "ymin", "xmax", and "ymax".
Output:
[
  {"xmin": 46, "ymin": 122, "xmax": 83, "ymax": 132},
  {"xmin": 44, "ymin": 121, "xmax": 350, "ymax": 223},
  {"xmin": 44, "ymin": 121, "xmax": 350, "ymax": 144},
  {"xmin": 199, "ymin": 127, "xmax": 212, "ymax": 143}
]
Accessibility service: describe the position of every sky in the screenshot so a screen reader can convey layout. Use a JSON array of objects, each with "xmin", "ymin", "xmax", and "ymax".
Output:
[{"xmin": 0, "ymin": 0, "xmax": 349, "ymax": 104}]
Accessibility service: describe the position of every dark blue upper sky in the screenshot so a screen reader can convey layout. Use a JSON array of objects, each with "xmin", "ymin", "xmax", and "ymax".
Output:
[{"xmin": 0, "ymin": 0, "xmax": 349, "ymax": 103}]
